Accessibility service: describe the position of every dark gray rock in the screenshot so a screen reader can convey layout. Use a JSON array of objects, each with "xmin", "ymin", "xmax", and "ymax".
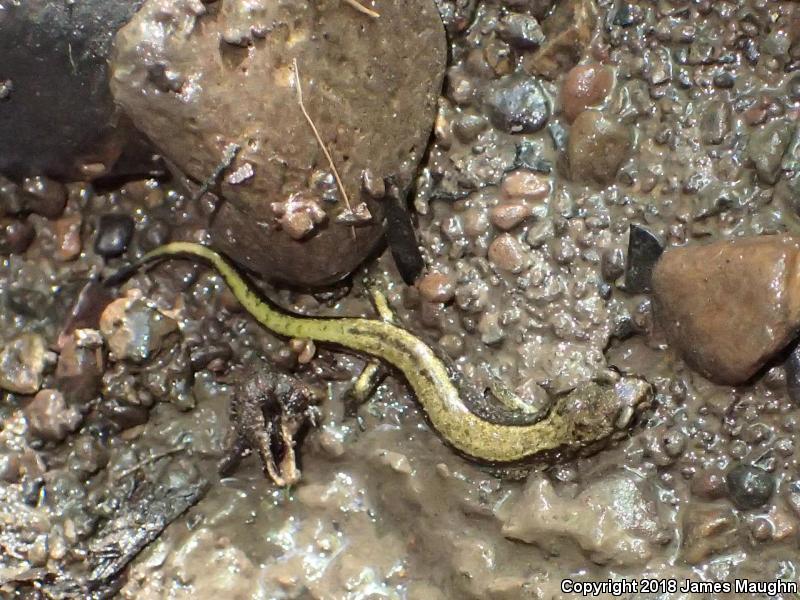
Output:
[
  {"xmin": 726, "ymin": 465, "xmax": 775, "ymax": 510},
  {"xmin": 94, "ymin": 214, "xmax": 134, "ymax": 258},
  {"xmin": 625, "ymin": 225, "xmax": 664, "ymax": 293},
  {"xmin": 484, "ymin": 74, "xmax": 550, "ymax": 134}
]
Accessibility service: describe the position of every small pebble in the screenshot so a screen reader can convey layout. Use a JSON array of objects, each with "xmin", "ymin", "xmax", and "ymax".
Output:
[
  {"xmin": 272, "ymin": 194, "xmax": 327, "ymax": 240},
  {"xmin": 713, "ymin": 71, "xmax": 735, "ymax": 89},
  {"xmin": 478, "ymin": 312, "xmax": 504, "ymax": 345},
  {"xmin": 490, "ymin": 202, "xmax": 532, "ymax": 231},
  {"xmin": 484, "ymin": 74, "xmax": 550, "ymax": 134},
  {"xmin": 417, "ymin": 272, "xmax": 455, "ymax": 303},
  {"xmin": 501, "ymin": 170, "xmax": 550, "ymax": 201},
  {"xmin": 0, "ymin": 452, "xmax": 21, "ymax": 482},
  {"xmin": 690, "ymin": 469, "xmax": 727, "ymax": 500},
  {"xmin": 21, "ymin": 176, "xmax": 67, "ymax": 218},
  {"xmin": 95, "ymin": 214, "xmax": 135, "ymax": 257},
  {"xmin": 489, "ymin": 234, "xmax": 528, "ymax": 273},
  {"xmin": 141, "ymin": 218, "xmax": 171, "ymax": 251},
  {"xmin": 498, "ymin": 13, "xmax": 545, "ymax": 49},
  {"xmin": 568, "ymin": 111, "xmax": 632, "ymax": 185},
  {"xmin": 0, "ymin": 218, "xmax": 35, "ymax": 255},
  {"xmin": 0, "ymin": 334, "xmax": 48, "ymax": 394},
  {"xmin": 662, "ymin": 431, "xmax": 686, "ymax": 458},
  {"xmin": 561, "ymin": 64, "xmax": 614, "ymax": 122},
  {"xmin": 601, "ymin": 247, "xmax": 625, "ymax": 282},
  {"xmin": 54, "ymin": 215, "xmax": 82, "ymax": 261},
  {"xmin": 788, "ymin": 74, "xmax": 800, "ymax": 102},
  {"xmin": 25, "ymin": 390, "xmax": 83, "ymax": 443},
  {"xmin": 100, "ymin": 401, "xmax": 150, "ymax": 430},
  {"xmin": 726, "ymin": 465, "xmax": 775, "ymax": 510},
  {"xmin": 362, "ymin": 169, "xmax": 385, "ymax": 198}
]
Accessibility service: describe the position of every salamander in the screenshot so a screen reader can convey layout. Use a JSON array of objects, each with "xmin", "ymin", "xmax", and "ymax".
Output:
[{"xmin": 106, "ymin": 242, "xmax": 652, "ymax": 465}]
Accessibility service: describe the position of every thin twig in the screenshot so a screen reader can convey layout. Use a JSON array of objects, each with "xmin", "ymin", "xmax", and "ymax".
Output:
[
  {"xmin": 293, "ymin": 59, "xmax": 356, "ymax": 239},
  {"xmin": 113, "ymin": 446, "xmax": 187, "ymax": 481},
  {"xmin": 342, "ymin": 0, "xmax": 380, "ymax": 18}
]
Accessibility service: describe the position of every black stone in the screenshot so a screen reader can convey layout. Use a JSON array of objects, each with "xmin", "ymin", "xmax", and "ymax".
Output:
[
  {"xmin": 95, "ymin": 214, "xmax": 135, "ymax": 258},
  {"xmin": 725, "ymin": 464, "xmax": 775, "ymax": 510},
  {"xmin": 624, "ymin": 224, "xmax": 664, "ymax": 293},
  {"xmin": 484, "ymin": 75, "xmax": 550, "ymax": 134},
  {"xmin": 99, "ymin": 401, "xmax": 150, "ymax": 430}
]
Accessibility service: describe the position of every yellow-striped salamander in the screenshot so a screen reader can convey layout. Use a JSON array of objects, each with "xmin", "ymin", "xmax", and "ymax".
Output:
[{"xmin": 106, "ymin": 242, "xmax": 652, "ymax": 465}]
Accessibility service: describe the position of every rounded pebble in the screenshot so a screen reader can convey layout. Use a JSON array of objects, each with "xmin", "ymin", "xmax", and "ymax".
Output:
[
  {"xmin": 562, "ymin": 64, "xmax": 614, "ymax": 122},
  {"xmin": 0, "ymin": 218, "xmax": 35, "ymax": 255},
  {"xmin": 484, "ymin": 74, "xmax": 550, "ymax": 134},
  {"xmin": 417, "ymin": 272, "xmax": 455, "ymax": 303},
  {"xmin": 95, "ymin": 214, "xmax": 135, "ymax": 257},
  {"xmin": 489, "ymin": 234, "xmax": 528, "ymax": 273},
  {"xmin": 726, "ymin": 465, "xmax": 775, "ymax": 510}
]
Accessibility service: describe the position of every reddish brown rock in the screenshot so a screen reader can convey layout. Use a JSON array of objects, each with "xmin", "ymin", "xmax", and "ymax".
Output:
[
  {"xmin": 54, "ymin": 215, "xmax": 82, "ymax": 261},
  {"xmin": 561, "ymin": 64, "xmax": 614, "ymax": 123},
  {"xmin": 417, "ymin": 272, "xmax": 455, "ymax": 303},
  {"xmin": 490, "ymin": 202, "xmax": 533, "ymax": 231},
  {"xmin": 25, "ymin": 390, "xmax": 83, "ymax": 443},
  {"xmin": 500, "ymin": 170, "xmax": 550, "ymax": 201},
  {"xmin": 489, "ymin": 234, "xmax": 528, "ymax": 273},
  {"xmin": 56, "ymin": 333, "xmax": 104, "ymax": 404},
  {"xmin": 652, "ymin": 236, "xmax": 800, "ymax": 384}
]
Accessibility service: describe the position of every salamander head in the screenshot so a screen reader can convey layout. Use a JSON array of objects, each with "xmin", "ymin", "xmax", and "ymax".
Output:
[{"xmin": 559, "ymin": 376, "xmax": 653, "ymax": 448}]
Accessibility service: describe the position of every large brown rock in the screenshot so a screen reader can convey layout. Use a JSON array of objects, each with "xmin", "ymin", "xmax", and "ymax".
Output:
[
  {"xmin": 111, "ymin": 0, "xmax": 446, "ymax": 287},
  {"xmin": 652, "ymin": 236, "xmax": 800, "ymax": 384}
]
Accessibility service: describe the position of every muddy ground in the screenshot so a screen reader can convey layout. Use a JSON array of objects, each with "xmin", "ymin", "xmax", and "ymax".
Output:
[{"xmin": 3, "ymin": 0, "xmax": 800, "ymax": 598}]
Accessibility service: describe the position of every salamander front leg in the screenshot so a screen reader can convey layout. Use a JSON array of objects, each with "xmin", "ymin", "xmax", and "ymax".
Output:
[
  {"xmin": 486, "ymin": 371, "xmax": 550, "ymax": 421},
  {"xmin": 344, "ymin": 282, "xmax": 394, "ymax": 414}
]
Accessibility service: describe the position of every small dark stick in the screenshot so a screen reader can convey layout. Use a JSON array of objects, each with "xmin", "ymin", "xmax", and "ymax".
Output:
[{"xmin": 384, "ymin": 178, "xmax": 425, "ymax": 285}]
